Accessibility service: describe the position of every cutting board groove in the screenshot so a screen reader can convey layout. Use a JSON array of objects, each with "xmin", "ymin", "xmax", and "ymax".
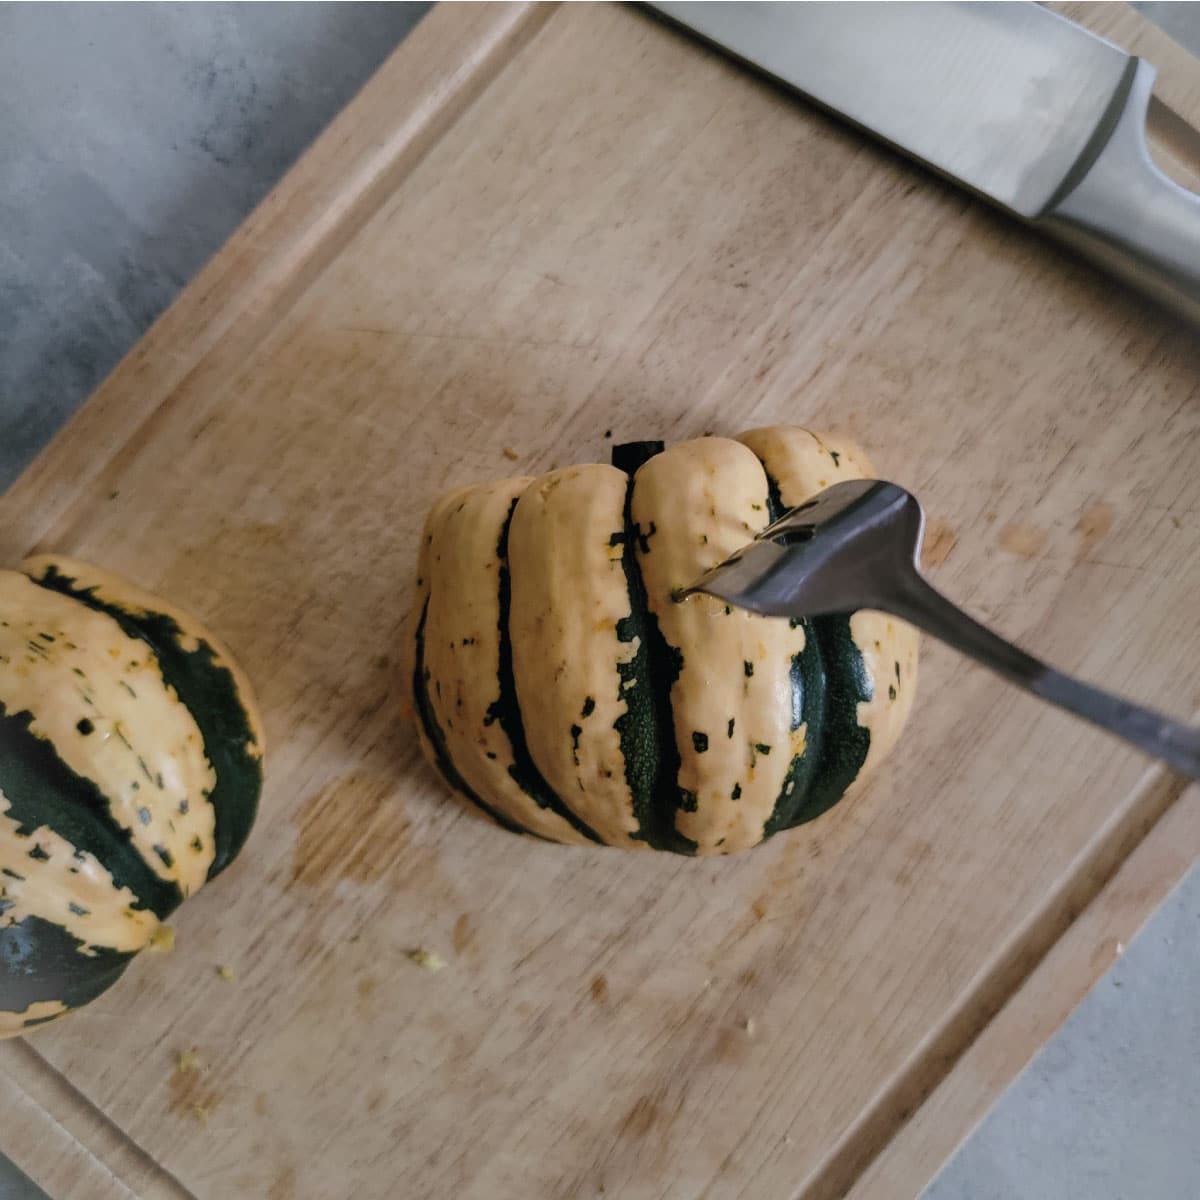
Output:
[{"xmin": 804, "ymin": 764, "xmax": 1188, "ymax": 1200}]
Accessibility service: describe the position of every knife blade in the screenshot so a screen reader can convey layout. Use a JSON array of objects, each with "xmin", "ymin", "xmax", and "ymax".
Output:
[{"xmin": 649, "ymin": 1, "xmax": 1200, "ymax": 323}]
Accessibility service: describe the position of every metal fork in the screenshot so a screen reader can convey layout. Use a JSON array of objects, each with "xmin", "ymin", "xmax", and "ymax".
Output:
[{"xmin": 680, "ymin": 479, "xmax": 1200, "ymax": 780}]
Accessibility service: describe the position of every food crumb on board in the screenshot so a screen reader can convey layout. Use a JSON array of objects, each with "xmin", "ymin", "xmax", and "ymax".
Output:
[
  {"xmin": 743, "ymin": 1017, "xmax": 756, "ymax": 1037},
  {"xmin": 1116, "ymin": 941, "xmax": 1125, "ymax": 957},
  {"xmin": 216, "ymin": 964, "xmax": 236, "ymax": 982},
  {"xmin": 191, "ymin": 1102, "xmax": 211, "ymax": 1126},
  {"xmin": 147, "ymin": 925, "xmax": 175, "ymax": 953},
  {"xmin": 176, "ymin": 1048, "xmax": 201, "ymax": 1074},
  {"xmin": 406, "ymin": 947, "xmax": 446, "ymax": 972},
  {"xmin": 1172, "ymin": 515, "xmax": 1183, "ymax": 529},
  {"xmin": 502, "ymin": 446, "xmax": 519, "ymax": 461}
]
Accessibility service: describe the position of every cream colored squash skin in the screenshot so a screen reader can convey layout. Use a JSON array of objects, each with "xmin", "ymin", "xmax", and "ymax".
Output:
[
  {"xmin": 407, "ymin": 428, "xmax": 918, "ymax": 855},
  {"xmin": 0, "ymin": 556, "xmax": 263, "ymax": 1037}
]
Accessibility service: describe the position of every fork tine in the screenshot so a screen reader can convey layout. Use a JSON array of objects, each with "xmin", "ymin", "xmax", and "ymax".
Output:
[
  {"xmin": 675, "ymin": 538, "xmax": 796, "ymax": 613},
  {"xmin": 679, "ymin": 479, "xmax": 920, "ymax": 619}
]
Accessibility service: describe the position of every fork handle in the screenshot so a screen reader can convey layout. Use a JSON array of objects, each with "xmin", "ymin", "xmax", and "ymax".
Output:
[{"xmin": 887, "ymin": 570, "xmax": 1200, "ymax": 781}]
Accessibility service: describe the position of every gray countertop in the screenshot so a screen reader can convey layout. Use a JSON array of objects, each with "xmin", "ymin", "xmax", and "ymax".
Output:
[
  {"xmin": 1, "ymin": 5, "xmax": 1197, "ymax": 1198},
  {"xmin": 924, "ymin": 866, "xmax": 1200, "ymax": 1200},
  {"xmin": 0, "ymin": 1, "xmax": 430, "ymax": 490}
]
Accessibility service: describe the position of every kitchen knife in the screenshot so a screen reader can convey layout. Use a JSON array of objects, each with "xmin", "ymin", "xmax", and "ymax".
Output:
[{"xmin": 648, "ymin": 2, "xmax": 1200, "ymax": 323}]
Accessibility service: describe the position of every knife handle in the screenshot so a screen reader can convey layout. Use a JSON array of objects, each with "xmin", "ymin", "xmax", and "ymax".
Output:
[{"xmin": 1041, "ymin": 59, "xmax": 1200, "ymax": 325}]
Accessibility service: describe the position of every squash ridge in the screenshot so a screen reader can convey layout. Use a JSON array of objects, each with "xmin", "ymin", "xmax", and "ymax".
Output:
[
  {"xmin": 491, "ymin": 502, "xmax": 604, "ymax": 844},
  {"xmin": 615, "ymin": 443, "xmax": 696, "ymax": 855},
  {"xmin": 410, "ymin": 599, "xmax": 535, "ymax": 837},
  {"xmin": 27, "ymin": 565, "xmax": 261, "ymax": 879}
]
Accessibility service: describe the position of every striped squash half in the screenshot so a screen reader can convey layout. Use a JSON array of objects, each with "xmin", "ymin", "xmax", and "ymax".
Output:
[
  {"xmin": 406, "ymin": 427, "xmax": 918, "ymax": 855},
  {"xmin": 0, "ymin": 557, "xmax": 263, "ymax": 1037}
]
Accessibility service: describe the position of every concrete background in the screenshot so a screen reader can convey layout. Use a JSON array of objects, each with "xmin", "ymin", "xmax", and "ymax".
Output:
[
  {"xmin": 0, "ymin": 4, "xmax": 1197, "ymax": 1199},
  {"xmin": 925, "ymin": 867, "xmax": 1200, "ymax": 1200},
  {"xmin": 0, "ymin": 1, "xmax": 430, "ymax": 490}
]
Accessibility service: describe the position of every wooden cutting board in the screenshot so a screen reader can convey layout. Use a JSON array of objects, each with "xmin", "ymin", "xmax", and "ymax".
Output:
[{"xmin": 3, "ymin": 5, "xmax": 1200, "ymax": 1198}]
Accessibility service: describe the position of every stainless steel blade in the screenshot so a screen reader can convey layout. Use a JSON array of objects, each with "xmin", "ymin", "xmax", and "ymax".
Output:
[{"xmin": 649, "ymin": 2, "xmax": 1135, "ymax": 219}]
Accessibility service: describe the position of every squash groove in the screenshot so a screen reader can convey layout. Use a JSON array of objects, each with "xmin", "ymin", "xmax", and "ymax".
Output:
[
  {"xmin": 614, "ymin": 443, "xmax": 696, "ymax": 854},
  {"xmin": 491, "ymin": 504, "xmax": 604, "ymax": 844},
  {"xmin": 411, "ymin": 600, "xmax": 534, "ymax": 838},
  {"xmin": 613, "ymin": 485, "xmax": 693, "ymax": 853},
  {"xmin": 28, "ymin": 565, "xmax": 261, "ymax": 878},
  {"xmin": 759, "ymin": 472, "xmax": 872, "ymax": 831},
  {"xmin": 787, "ymin": 618, "xmax": 873, "ymax": 827}
]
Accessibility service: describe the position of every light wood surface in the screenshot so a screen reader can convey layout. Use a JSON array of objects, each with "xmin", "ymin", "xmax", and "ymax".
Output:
[
  {"xmin": 3, "ymin": 4, "xmax": 1199, "ymax": 1198},
  {"xmin": 0, "ymin": 1039, "xmax": 188, "ymax": 1200},
  {"xmin": 851, "ymin": 779, "xmax": 1200, "ymax": 1200}
]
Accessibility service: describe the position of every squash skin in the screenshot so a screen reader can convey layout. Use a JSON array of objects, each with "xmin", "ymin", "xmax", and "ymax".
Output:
[
  {"xmin": 407, "ymin": 428, "xmax": 918, "ymax": 855},
  {"xmin": 0, "ymin": 557, "xmax": 263, "ymax": 1037}
]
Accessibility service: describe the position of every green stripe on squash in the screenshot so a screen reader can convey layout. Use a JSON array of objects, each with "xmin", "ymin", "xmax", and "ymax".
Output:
[
  {"xmin": 28, "ymin": 565, "xmax": 261, "ymax": 879},
  {"xmin": 759, "ymin": 472, "xmax": 872, "ymax": 835},
  {"xmin": 490, "ymin": 505, "xmax": 604, "ymax": 844},
  {"xmin": 0, "ymin": 705, "xmax": 182, "ymax": 917},
  {"xmin": 0, "ymin": 915, "xmax": 134, "ymax": 1019},
  {"xmin": 411, "ymin": 599, "xmax": 536, "ymax": 839},
  {"xmin": 611, "ymin": 442, "xmax": 696, "ymax": 855}
]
